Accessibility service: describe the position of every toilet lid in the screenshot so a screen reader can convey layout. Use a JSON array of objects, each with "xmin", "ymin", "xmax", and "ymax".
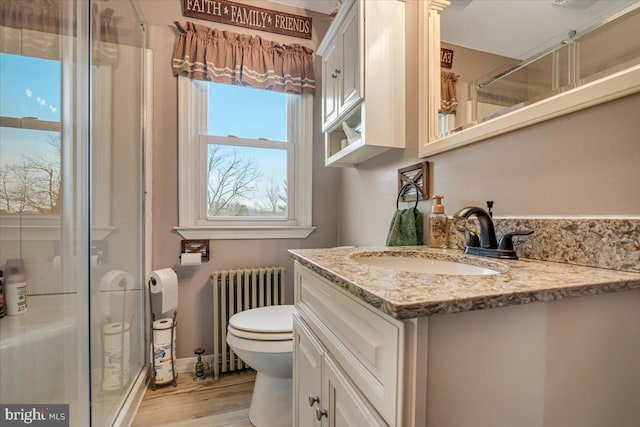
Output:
[{"xmin": 229, "ymin": 305, "xmax": 295, "ymax": 334}]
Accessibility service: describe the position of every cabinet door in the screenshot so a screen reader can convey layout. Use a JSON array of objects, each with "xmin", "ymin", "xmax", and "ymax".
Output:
[
  {"xmin": 294, "ymin": 315, "xmax": 324, "ymax": 427},
  {"xmin": 338, "ymin": 2, "xmax": 361, "ymax": 114},
  {"xmin": 321, "ymin": 41, "xmax": 340, "ymax": 129},
  {"xmin": 321, "ymin": 355, "xmax": 386, "ymax": 427}
]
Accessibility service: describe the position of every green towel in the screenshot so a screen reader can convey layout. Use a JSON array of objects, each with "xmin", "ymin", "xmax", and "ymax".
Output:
[{"xmin": 386, "ymin": 208, "xmax": 424, "ymax": 246}]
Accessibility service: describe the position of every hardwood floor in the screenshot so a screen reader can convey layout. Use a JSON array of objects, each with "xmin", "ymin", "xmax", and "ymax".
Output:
[{"xmin": 132, "ymin": 370, "xmax": 256, "ymax": 427}]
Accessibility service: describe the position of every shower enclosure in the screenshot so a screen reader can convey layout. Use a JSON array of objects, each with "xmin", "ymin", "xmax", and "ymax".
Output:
[
  {"xmin": 438, "ymin": 4, "xmax": 640, "ymax": 138},
  {"xmin": 472, "ymin": 6, "xmax": 640, "ymax": 125},
  {"xmin": 0, "ymin": 1, "xmax": 147, "ymax": 425}
]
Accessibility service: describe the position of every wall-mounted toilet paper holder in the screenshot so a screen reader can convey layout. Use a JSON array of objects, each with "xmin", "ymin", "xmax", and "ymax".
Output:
[{"xmin": 181, "ymin": 239, "xmax": 209, "ymax": 261}]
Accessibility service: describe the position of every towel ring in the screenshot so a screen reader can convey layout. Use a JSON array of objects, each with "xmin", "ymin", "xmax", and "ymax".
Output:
[{"xmin": 396, "ymin": 181, "xmax": 420, "ymax": 210}]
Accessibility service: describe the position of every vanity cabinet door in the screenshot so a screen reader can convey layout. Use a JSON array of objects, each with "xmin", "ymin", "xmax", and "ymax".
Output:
[
  {"xmin": 322, "ymin": 354, "xmax": 386, "ymax": 427},
  {"xmin": 294, "ymin": 314, "xmax": 323, "ymax": 427}
]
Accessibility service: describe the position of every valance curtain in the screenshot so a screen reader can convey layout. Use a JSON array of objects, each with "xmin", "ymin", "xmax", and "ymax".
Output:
[
  {"xmin": 440, "ymin": 72, "xmax": 459, "ymax": 114},
  {"xmin": 172, "ymin": 21, "xmax": 315, "ymax": 95},
  {"xmin": 0, "ymin": 0, "xmax": 117, "ymax": 42},
  {"xmin": 0, "ymin": 0, "xmax": 119, "ymax": 65},
  {"xmin": 0, "ymin": 0, "xmax": 72, "ymax": 35}
]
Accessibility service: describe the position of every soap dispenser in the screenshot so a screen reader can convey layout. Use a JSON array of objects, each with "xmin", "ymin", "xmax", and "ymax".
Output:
[{"xmin": 429, "ymin": 195, "xmax": 448, "ymax": 249}]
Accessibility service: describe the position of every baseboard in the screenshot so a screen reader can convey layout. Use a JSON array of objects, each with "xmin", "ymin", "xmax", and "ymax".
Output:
[
  {"xmin": 114, "ymin": 366, "xmax": 149, "ymax": 427},
  {"xmin": 175, "ymin": 354, "xmax": 215, "ymax": 374}
]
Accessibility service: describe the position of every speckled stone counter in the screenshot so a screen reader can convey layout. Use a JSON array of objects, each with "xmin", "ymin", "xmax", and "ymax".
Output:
[{"xmin": 288, "ymin": 246, "xmax": 640, "ymax": 320}]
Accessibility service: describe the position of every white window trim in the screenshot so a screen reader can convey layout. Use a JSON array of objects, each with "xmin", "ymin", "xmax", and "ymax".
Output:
[{"xmin": 175, "ymin": 75, "xmax": 314, "ymax": 240}]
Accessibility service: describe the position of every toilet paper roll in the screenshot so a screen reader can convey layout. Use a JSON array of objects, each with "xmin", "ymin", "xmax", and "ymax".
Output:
[
  {"xmin": 152, "ymin": 318, "xmax": 176, "ymax": 345},
  {"xmin": 100, "ymin": 292, "xmax": 137, "ymax": 322},
  {"xmin": 99, "ymin": 270, "xmax": 136, "ymax": 319},
  {"xmin": 154, "ymin": 360, "xmax": 174, "ymax": 385},
  {"xmin": 102, "ymin": 322, "xmax": 130, "ymax": 391},
  {"xmin": 104, "ymin": 322, "xmax": 131, "ymax": 349},
  {"xmin": 100, "ymin": 269, "xmax": 135, "ymax": 291},
  {"xmin": 180, "ymin": 253, "xmax": 202, "ymax": 266},
  {"xmin": 150, "ymin": 268, "xmax": 178, "ymax": 313},
  {"xmin": 154, "ymin": 342, "xmax": 174, "ymax": 364}
]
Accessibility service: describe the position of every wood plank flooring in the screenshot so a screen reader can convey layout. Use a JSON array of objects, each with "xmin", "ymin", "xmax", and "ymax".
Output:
[{"xmin": 132, "ymin": 370, "xmax": 256, "ymax": 427}]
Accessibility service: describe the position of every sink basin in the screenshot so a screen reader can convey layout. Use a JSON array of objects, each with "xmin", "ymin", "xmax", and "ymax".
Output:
[{"xmin": 351, "ymin": 253, "xmax": 504, "ymax": 276}]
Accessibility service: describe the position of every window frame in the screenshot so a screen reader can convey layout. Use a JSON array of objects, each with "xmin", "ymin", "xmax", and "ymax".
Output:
[
  {"xmin": 175, "ymin": 75, "xmax": 314, "ymax": 239},
  {"xmin": 0, "ymin": 34, "xmax": 114, "ymax": 241}
]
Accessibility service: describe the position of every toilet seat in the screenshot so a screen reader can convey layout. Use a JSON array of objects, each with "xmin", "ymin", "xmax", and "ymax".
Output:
[
  {"xmin": 228, "ymin": 325, "xmax": 292, "ymax": 341},
  {"xmin": 228, "ymin": 305, "xmax": 294, "ymax": 341}
]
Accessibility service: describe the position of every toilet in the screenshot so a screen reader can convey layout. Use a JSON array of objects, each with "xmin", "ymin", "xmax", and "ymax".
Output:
[{"xmin": 226, "ymin": 305, "xmax": 295, "ymax": 427}]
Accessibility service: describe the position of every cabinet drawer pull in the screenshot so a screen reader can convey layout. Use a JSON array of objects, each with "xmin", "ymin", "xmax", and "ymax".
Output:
[
  {"xmin": 334, "ymin": 68, "xmax": 341, "ymax": 74},
  {"xmin": 331, "ymin": 73, "xmax": 337, "ymax": 78},
  {"xmin": 308, "ymin": 395, "xmax": 320, "ymax": 407},
  {"xmin": 315, "ymin": 408, "xmax": 328, "ymax": 420}
]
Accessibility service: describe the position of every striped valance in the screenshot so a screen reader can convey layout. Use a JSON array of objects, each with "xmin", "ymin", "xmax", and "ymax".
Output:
[
  {"xmin": 440, "ymin": 72, "xmax": 459, "ymax": 114},
  {"xmin": 172, "ymin": 21, "xmax": 315, "ymax": 95},
  {"xmin": 0, "ymin": 0, "xmax": 120, "ymax": 66}
]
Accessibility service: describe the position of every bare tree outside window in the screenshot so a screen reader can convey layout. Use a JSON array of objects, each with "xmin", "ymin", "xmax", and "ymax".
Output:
[
  {"xmin": 264, "ymin": 178, "xmax": 287, "ymax": 215},
  {"xmin": 207, "ymin": 145, "xmax": 261, "ymax": 216},
  {"xmin": 0, "ymin": 134, "xmax": 61, "ymax": 215}
]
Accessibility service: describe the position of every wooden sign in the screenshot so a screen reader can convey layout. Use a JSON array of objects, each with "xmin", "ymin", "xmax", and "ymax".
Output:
[
  {"xmin": 441, "ymin": 48, "xmax": 454, "ymax": 68},
  {"xmin": 182, "ymin": 0, "xmax": 312, "ymax": 40}
]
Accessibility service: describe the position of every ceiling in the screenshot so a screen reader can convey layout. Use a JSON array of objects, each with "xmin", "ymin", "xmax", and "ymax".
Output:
[
  {"xmin": 269, "ymin": 0, "xmax": 339, "ymax": 15},
  {"xmin": 441, "ymin": 0, "xmax": 639, "ymax": 59}
]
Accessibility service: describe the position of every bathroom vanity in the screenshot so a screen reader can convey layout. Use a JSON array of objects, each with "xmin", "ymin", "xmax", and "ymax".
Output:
[{"xmin": 289, "ymin": 247, "xmax": 640, "ymax": 427}]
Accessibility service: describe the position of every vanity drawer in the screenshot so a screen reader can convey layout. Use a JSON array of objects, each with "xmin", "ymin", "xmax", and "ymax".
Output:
[{"xmin": 294, "ymin": 262, "xmax": 401, "ymax": 426}]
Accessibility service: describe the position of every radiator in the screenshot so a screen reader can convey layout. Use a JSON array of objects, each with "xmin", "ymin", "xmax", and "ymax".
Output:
[{"xmin": 212, "ymin": 267, "xmax": 286, "ymax": 378}]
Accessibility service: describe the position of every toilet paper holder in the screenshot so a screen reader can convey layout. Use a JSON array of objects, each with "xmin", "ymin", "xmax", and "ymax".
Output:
[
  {"xmin": 148, "ymin": 280, "xmax": 178, "ymax": 390},
  {"xmin": 181, "ymin": 239, "xmax": 209, "ymax": 261}
]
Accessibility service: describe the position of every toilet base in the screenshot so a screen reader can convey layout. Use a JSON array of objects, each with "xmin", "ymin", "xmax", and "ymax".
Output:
[{"xmin": 248, "ymin": 373, "xmax": 292, "ymax": 427}]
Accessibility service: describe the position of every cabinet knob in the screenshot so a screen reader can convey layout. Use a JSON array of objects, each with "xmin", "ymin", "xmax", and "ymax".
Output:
[
  {"xmin": 308, "ymin": 395, "xmax": 320, "ymax": 407},
  {"xmin": 315, "ymin": 408, "xmax": 328, "ymax": 420},
  {"xmin": 334, "ymin": 68, "xmax": 341, "ymax": 74},
  {"xmin": 331, "ymin": 73, "xmax": 337, "ymax": 78}
]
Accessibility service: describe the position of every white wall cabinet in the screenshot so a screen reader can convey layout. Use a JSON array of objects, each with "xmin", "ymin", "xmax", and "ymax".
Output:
[
  {"xmin": 321, "ymin": 2, "xmax": 360, "ymax": 129},
  {"xmin": 317, "ymin": 0, "xmax": 406, "ymax": 167}
]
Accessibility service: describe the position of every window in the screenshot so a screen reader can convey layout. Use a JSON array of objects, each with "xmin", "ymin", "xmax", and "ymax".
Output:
[
  {"xmin": 0, "ymin": 25, "xmax": 116, "ymax": 241},
  {"xmin": 176, "ymin": 76, "xmax": 314, "ymax": 239},
  {"xmin": 0, "ymin": 53, "xmax": 61, "ymax": 216}
]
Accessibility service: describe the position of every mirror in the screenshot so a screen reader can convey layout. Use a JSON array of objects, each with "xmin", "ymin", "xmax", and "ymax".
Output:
[{"xmin": 418, "ymin": 0, "xmax": 640, "ymax": 157}]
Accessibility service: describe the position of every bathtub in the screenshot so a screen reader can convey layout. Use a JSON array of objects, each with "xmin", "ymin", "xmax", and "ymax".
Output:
[
  {"xmin": 0, "ymin": 293, "xmax": 147, "ymax": 426},
  {"xmin": 0, "ymin": 294, "xmax": 79, "ymax": 405}
]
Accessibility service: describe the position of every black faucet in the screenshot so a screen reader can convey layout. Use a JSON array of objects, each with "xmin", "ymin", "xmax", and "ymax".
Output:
[
  {"xmin": 453, "ymin": 206, "xmax": 498, "ymax": 249},
  {"xmin": 453, "ymin": 206, "xmax": 533, "ymax": 260}
]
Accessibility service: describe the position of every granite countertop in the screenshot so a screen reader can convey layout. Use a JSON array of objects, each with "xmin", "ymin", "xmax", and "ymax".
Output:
[{"xmin": 288, "ymin": 246, "xmax": 640, "ymax": 320}]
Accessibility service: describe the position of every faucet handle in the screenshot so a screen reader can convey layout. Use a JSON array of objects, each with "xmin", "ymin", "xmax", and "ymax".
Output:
[
  {"xmin": 498, "ymin": 229, "xmax": 534, "ymax": 251},
  {"xmin": 456, "ymin": 226, "xmax": 480, "ymax": 247}
]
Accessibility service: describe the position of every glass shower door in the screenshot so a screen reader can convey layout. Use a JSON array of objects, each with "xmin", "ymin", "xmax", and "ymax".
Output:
[
  {"xmin": 90, "ymin": 1, "xmax": 146, "ymax": 426},
  {"xmin": 0, "ymin": 0, "xmax": 146, "ymax": 425},
  {"xmin": 0, "ymin": 0, "xmax": 89, "ymax": 424}
]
